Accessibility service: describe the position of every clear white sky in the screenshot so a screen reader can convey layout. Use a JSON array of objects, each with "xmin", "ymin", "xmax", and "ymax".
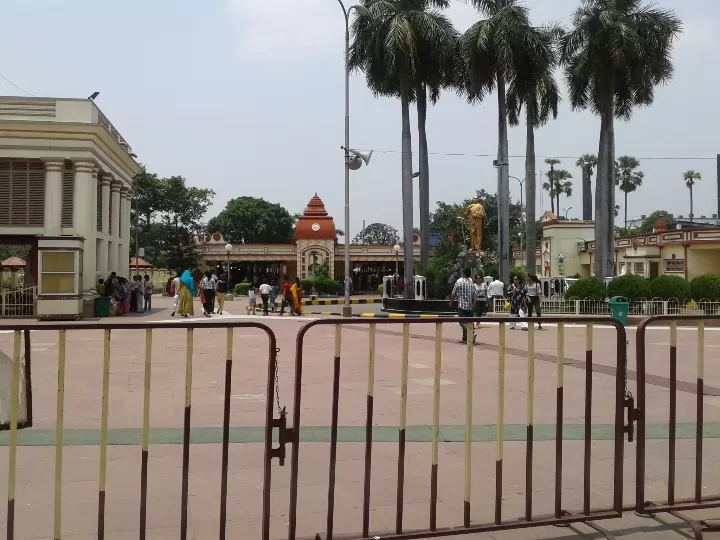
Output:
[{"xmin": 1, "ymin": 0, "xmax": 718, "ymax": 236}]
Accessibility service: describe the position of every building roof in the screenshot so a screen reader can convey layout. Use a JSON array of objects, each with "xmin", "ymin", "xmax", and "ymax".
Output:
[
  {"xmin": 129, "ymin": 257, "xmax": 153, "ymax": 268},
  {"xmin": 294, "ymin": 194, "xmax": 337, "ymax": 241},
  {"xmin": 1, "ymin": 257, "xmax": 25, "ymax": 267}
]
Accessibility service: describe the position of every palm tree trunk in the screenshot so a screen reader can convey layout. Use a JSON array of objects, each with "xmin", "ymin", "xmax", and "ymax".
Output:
[
  {"xmin": 582, "ymin": 167, "xmax": 592, "ymax": 220},
  {"xmin": 525, "ymin": 102, "xmax": 536, "ymax": 274},
  {"xmin": 496, "ymin": 74, "xmax": 510, "ymax": 286},
  {"xmin": 690, "ymin": 184, "xmax": 694, "ymax": 222},
  {"xmin": 624, "ymin": 191, "xmax": 628, "ymax": 229},
  {"xmin": 596, "ymin": 73, "xmax": 616, "ymax": 279},
  {"xmin": 549, "ymin": 163, "xmax": 555, "ymax": 215},
  {"xmin": 400, "ymin": 86, "xmax": 415, "ymax": 298},
  {"xmin": 416, "ymin": 84, "xmax": 430, "ymax": 269},
  {"xmin": 556, "ymin": 192, "xmax": 560, "ymax": 218}
]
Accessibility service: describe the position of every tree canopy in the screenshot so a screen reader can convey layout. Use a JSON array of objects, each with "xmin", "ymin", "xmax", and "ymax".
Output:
[
  {"xmin": 352, "ymin": 223, "xmax": 400, "ymax": 245},
  {"xmin": 207, "ymin": 197, "xmax": 294, "ymax": 244},
  {"xmin": 131, "ymin": 169, "xmax": 214, "ymax": 271}
]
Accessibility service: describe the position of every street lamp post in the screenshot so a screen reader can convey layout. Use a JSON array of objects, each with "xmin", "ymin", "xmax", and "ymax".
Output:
[
  {"xmin": 563, "ymin": 207, "xmax": 573, "ymax": 220},
  {"xmin": 224, "ymin": 243, "xmax": 232, "ymax": 285},
  {"xmin": 338, "ymin": 0, "xmax": 370, "ymax": 317},
  {"xmin": 393, "ymin": 244, "xmax": 401, "ymax": 292}
]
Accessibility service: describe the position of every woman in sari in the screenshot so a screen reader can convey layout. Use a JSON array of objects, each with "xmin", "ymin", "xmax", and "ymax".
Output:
[
  {"xmin": 290, "ymin": 277, "xmax": 303, "ymax": 316},
  {"xmin": 177, "ymin": 270, "xmax": 196, "ymax": 317}
]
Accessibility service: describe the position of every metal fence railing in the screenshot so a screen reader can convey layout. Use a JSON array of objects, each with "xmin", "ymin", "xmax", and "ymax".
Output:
[{"xmin": 0, "ymin": 286, "xmax": 36, "ymax": 318}]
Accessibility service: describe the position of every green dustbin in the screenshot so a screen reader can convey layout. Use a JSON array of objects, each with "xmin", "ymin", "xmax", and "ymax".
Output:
[
  {"xmin": 609, "ymin": 296, "xmax": 629, "ymax": 326},
  {"xmin": 95, "ymin": 296, "xmax": 110, "ymax": 317}
]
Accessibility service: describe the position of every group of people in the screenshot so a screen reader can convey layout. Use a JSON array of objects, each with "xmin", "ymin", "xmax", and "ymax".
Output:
[
  {"xmin": 168, "ymin": 270, "xmax": 229, "ymax": 318},
  {"xmin": 248, "ymin": 276, "xmax": 304, "ymax": 316},
  {"xmin": 98, "ymin": 272, "xmax": 154, "ymax": 316},
  {"xmin": 450, "ymin": 270, "xmax": 544, "ymax": 343}
]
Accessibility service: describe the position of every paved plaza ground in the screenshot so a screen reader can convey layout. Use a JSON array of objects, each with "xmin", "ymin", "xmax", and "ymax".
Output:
[{"xmin": 1, "ymin": 295, "xmax": 719, "ymax": 539}]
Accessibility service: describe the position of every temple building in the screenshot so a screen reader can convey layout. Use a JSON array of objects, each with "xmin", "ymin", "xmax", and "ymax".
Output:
[
  {"xmin": 0, "ymin": 96, "xmax": 141, "ymax": 319},
  {"xmin": 197, "ymin": 194, "xmax": 420, "ymax": 290}
]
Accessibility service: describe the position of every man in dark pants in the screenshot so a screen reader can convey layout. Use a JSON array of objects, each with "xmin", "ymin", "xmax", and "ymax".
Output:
[
  {"xmin": 279, "ymin": 275, "xmax": 294, "ymax": 315},
  {"xmin": 450, "ymin": 267, "xmax": 477, "ymax": 344},
  {"xmin": 259, "ymin": 279, "xmax": 272, "ymax": 316}
]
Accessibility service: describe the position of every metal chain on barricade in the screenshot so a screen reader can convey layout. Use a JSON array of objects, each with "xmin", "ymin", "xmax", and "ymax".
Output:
[{"xmin": 274, "ymin": 347, "xmax": 285, "ymax": 417}]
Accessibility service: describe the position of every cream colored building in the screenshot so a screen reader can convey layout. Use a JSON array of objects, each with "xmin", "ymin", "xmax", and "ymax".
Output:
[
  {"xmin": 0, "ymin": 96, "xmax": 141, "ymax": 319},
  {"xmin": 513, "ymin": 212, "xmax": 720, "ymax": 280}
]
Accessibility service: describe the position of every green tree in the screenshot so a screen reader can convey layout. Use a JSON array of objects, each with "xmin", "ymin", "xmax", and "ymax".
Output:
[
  {"xmin": 615, "ymin": 156, "xmax": 644, "ymax": 228},
  {"xmin": 207, "ymin": 197, "xmax": 294, "ymax": 243},
  {"xmin": 352, "ymin": 222, "xmax": 400, "ymax": 245},
  {"xmin": 351, "ymin": 0, "xmax": 456, "ymax": 296},
  {"xmin": 131, "ymin": 173, "xmax": 214, "ymax": 271},
  {"xmin": 683, "ymin": 170, "xmax": 701, "ymax": 222},
  {"xmin": 506, "ymin": 24, "xmax": 561, "ymax": 275},
  {"xmin": 560, "ymin": 0, "xmax": 681, "ymax": 279},
  {"xmin": 458, "ymin": 0, "xmax": 546, "ymax": 286},
  {"xmin": 636, "ymin": 210, "xmax": 673, "ymax": 234},
  {"xmin": 576, "ymin": 154, "xmax": 597, "ymax": 219}
]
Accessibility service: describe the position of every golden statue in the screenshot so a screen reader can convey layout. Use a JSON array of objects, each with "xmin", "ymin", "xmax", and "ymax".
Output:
[{"xmin": 467, "ymin": 200, "xmax": 486, "ymax": 251}]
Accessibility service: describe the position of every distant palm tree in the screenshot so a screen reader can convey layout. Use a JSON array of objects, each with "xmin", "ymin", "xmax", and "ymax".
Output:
[
  {"xmin": 543, "ymin": 158, "xmax": 561, "ymax": 214},
  {"xmin": 615, "ymin": 156, "xmax": 644, "ymax": 229},
  {"xmin": 576, "ymin": 154, "xmax": 597, "ymax": 220},
  {"xmin": 507, "ymin": 24, "xmax": 561, "ymax": 274},
  {"xmin": 560, "ymin": 1, "xmax": 681, "ymax": 278},
  {"xmin": 458, "ymin": 0, "xmax": 547, "ymax": 285},
  {"xmin": 683, "ymin": 170, "xmax": 702, "ymax": 222},
  {"xmin": 350, "ymin": 0, "xmax": 456, "ymax": 296},
  {"xmin": 543, "ymin": 168, "xmax": 573, "ymax": 215}
]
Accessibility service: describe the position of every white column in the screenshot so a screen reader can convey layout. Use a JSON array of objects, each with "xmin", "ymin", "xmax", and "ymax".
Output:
[
  {"xmin": 43, "ymin": 159, "xmax": 64, "ymax": 236},
  {"xmin": 97, "ymin": 174, "xmax": 111, "ymax": 277},
  {"xmin": 73, "ymin": 161, "xmax": 98, "ymax": 299},
  {"xmin": 109, "ymin": 182, "xmax": 121, "ymax": 274},
  {"xmin": 120, "ymin": 187, "xmax": 131, "ymax": 278}
]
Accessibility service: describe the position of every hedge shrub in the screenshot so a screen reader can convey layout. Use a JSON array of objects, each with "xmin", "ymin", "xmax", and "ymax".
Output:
[
  {"xmin": 510, "ymin": 267, "xmax": 528, "ymax": 284},
  {"xmin": 650, "ymin": 275, "xmax": 692, "ymax": 302},
  {"xmin": 606, "ymin": 274, "xmax": 651, "ymax": 301},
  {"xmin": 690, "ymin": 274, "xmax": 720, "ymax": 301},
  {"xmin": 377, "ymin": 284, "xmax": 383, "ymax": 295},
  {"xmin": 234, "ymin": 281, "xmax": 250, "ymax": 296},
  {"xmin": 300, "ymin": 279, "xmax": 314, "ymax": 294},
  {"xmin": 314, "ymin": 278, "xmax": 340, "ymax": 295},
  {"xmin": 565, "ymin": 277, "xmax": 606, "ymax": 300}
]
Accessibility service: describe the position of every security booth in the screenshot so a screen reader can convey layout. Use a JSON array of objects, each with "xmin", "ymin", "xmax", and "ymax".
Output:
[{"xmin": 0, "ymin": 332, "xmax": 32, "ymax": 430}]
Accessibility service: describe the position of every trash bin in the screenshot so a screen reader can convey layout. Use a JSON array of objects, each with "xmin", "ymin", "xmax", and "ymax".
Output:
[
  {"xmin": 95, "ymin": 296, "xmax": 110, "ymax": 317},
  {"xmin": 609, "ymin": 296, "xmax": 629, "ymax": 326}
]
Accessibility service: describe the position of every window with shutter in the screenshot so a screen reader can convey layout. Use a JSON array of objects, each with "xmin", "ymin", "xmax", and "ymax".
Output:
[
  {"xmin": 62, "ymin": 167, "xmax": 74, "ymax": 227},
  {"xmin": 97, "ymin": 180, "xmax": 103, "ymax": 232},
  {"xmin": 0, "ymin": 160, "xmax": 45, "ymax": 226},
  {"xmin": 0, "ymin": 161, "xmax": 10, "ymax": 226}
]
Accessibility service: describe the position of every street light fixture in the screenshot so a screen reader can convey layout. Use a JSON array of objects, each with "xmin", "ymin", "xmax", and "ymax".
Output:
[
  {"xmin": 338, "ymin": 0, "xmax": 371, "ymax": 317},
  {"xmin": 393, "ymin": 244, "xmax": 401, "ymax": 281},
  {"xmin": 563, "ymin": 207, "xmax": 573, "ymax": 220}
]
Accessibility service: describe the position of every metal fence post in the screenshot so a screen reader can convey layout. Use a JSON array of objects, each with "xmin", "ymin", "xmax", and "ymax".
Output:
[{"xmin": 575, "ymin": 300, "xmax": 580, "ymax": 315}]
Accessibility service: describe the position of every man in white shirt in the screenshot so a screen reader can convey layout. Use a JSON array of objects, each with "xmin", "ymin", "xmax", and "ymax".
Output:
[
  {"xmin": 143, "ymin": 274, "xmax": 154, "ymax": 311},
  {"xmin": 259, "ymin": 280, "xmax": 272, "ymax": 316},
  {"xmin": 487, "ymin": 277, "xmax": 505, "ymax": 312}
]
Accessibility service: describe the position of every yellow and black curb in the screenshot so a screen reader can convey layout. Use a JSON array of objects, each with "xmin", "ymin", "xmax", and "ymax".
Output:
[
  {"xmin": 304, "ymin": 311, "xmax": 458, "ymax": 318},
  {"xmin": 302, "ymin": 298, "xmax": 383, "ymax": 306}
]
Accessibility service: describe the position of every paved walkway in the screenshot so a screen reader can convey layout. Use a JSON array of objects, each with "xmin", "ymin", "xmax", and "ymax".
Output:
[{"xmin": 0, "ymin": 295, "xmax": 719, "ymax": 539}]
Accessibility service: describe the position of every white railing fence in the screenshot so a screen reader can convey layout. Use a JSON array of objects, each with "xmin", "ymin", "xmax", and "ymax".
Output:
[
  {"xmin": 491, "ymin": 296, "xmax": 720, "ymax": 316},
  {"xmin": 0, "ymin": 286, "xmax": 37, "ymax": 318}
]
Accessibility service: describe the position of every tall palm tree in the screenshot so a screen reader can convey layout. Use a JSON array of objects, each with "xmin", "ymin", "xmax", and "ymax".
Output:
[
  {"xmin": 543, "ymin": 168, "xmax": 573, "ymax": 215},
  {"xmin": 615, "ymin": 156, "xmax": 644, "ymax": 228},
  {"xmin": 350, "ymin": 0, "xmax": 455, "ymax": 296},
  {"xmin": 576, "ymin": 154, "xmax": 597, "ymax": 220},
  {"xmin": 560, "ymin": 0, "xmax": 681, "ymax": 279},
  {"xmin": 458, "ymin": 0, "xmax": 549, "ymax": 284},
  {"xmin": 683, "ymin": 170, "xmax": 702, "ymax": 222},
  {"xmin": 507, "ymin": 25, "xmax": 561, "ymax": 274},
  {"xmin": 543, "ymin": 158, "xmax": 561, "ymax": 214},
  {"xmin": 414, "ymin": 1, "xmax": 458, "ymax": 268}
]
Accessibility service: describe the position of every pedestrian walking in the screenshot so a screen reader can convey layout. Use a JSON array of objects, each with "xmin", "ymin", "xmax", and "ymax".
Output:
[
  {"xmin": 259, "ymin": 280, "xmax": 272, "ymax": 316},
  {"xmin": 508, "ymin": 276, "xmax": 526, "ymax": 330},
  {"xmin": 143, "ymin": 274, "xmax": 154, "ymax": 311},
  {"xmin": 270, "ymin": 280, "xmax": 278, "ymax": 313},
  {"xmin": 279, "ymin": 275, "xmax": 294, "ymax": 315},
  {"xmin": 200, "ymin": 271, "xmax": 215, "ymax": 317},
  {"xmin": 473, "ymin": 274, "xmax": 487, "ymax": 329},
  {"xmin": 487, "ymin": 276, "xmax": 505, "ymax": 313},
  {"xmin": 525, "ymin": 274, "xmax": 544, "ymax": 330},
  {"xmin": 216, "ymin": 273, "xmax": 228, "ymax": 314},
  {"xmin": 450, "ymin": 268, "xmax": 477, "ymax": 344},
  {"xmin": 171, "ymin": 271, "xmax": 181, "ymax": 316}
]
